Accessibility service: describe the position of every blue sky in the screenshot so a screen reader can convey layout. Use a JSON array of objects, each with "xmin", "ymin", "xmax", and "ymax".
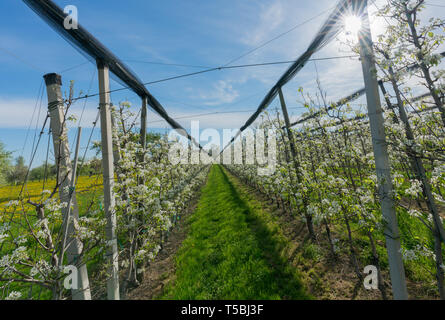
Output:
[{"xmin": 0, "ymin": 0, "xmax": 444, "ymax": 167}]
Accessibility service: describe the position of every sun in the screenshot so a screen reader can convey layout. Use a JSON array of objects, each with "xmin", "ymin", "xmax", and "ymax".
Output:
[{"xmin": 344, "ymin": 15, "xmax": 362, "ymax": 35}]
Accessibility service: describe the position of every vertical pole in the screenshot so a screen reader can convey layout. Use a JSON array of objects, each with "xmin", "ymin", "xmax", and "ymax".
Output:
[
  {"xmin": 97, "ymin": 60, "xmax": 120, "ymax": 300},
  {"xmin": 43, "ymin": 73, "xmax": 91, "ymax": 300},
  {"xmin": 110, "ymin": 104, "xmax": 121, "ymax": 166},
  {"xmin": 378, "ymin": 81, "xmax": 399, "ymax": 124},
  {"xmin": 278, "ymin": 87, "xmax": 316, "ymax": 241},
  {"xmin": 278, "ymin": 87, "xmax": 300, "ymax": 178},
  {"xmin": 358, "ymin": 1, "xmax": 408, "ymax": 300},
  {"xmin": 378, "ymin": 81, "xmax": 392, "ymax": 110},
  {"xmin": 71, "ymin": 127, "xmax": 82, "ymax": 186},
  {"xmin": 140, "ymin": 96, "xmax": 147, "ymax": 149},
  {"xmin": 278, "ymin": 88, "xmax": 298, "ymax": 160},
  {"xmin": 60, "ymin": 128, "xmax": 83, "ymax": 271},
  {"xmin": 137, "ymin": 98, "xmax": 148, "ymax": 283}
]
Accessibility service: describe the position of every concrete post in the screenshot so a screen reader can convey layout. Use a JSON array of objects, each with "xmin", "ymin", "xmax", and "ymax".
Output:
[
  {"xmin": 358, "ymin": 1, "xmax": 408, "ymax": 299},
  {"xmin": 97, "ymin": 60, "xmax": 120, "ymax": 300},
  {"xmin": 43, "ymin": 73, "xmax": 91, "ymax": 300}
]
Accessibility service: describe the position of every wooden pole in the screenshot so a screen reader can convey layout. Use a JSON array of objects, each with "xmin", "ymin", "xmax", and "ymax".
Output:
[
  {"xmin": 110, "ymin": 104, "xmax": 121, "ymax": 166},
  {"xmin": 59, "ymin": 127, "xmax": 83, "ymax": 273},
  {"xmin": 278, "ymin": 88, "xmax": 298, "ymax": 161},
  {"xmin": 97, "ymin": 60, "xmax": 120, "ymax": 300},
  {"xmin": 43, "ymin": 73, "xmax": 91, "ymax": 300},
  {"xmin": 378, "ymin": 81, "xmax": 399, "ymax": 124},
  {"xmin": 358, "ymin": 1, "xmax": 408, "ymax": 299},
  {"xmin": 140, "ymin": 96, "xmax": 147, "ymax": 149},
  {"xmin": 278, "ymin": 87, "xmax": 316, "ymax": 241}
]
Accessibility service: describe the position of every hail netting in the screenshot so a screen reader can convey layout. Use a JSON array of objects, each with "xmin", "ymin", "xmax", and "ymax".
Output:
[
  {"xmin": 220, "ymin": 0, "xmax": 365, "ymax": 153},
  {"xmin": 22, "ymin": 0, "xmax": 202, "ymax": 150}
]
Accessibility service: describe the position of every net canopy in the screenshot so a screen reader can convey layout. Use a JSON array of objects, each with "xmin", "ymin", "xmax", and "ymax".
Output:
[
  {"xmin": 23, "ymin": 0, "xmax": 202, "ymax": 149},
  {"xmin": 221, "ymin": 0, "xmax": 366, "ymax": 151}
]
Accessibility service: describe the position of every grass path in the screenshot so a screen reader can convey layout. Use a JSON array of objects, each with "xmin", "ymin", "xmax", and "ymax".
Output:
[{"xmin": 161, "ymin": 165, "xmax": 309, "ymax": 300}]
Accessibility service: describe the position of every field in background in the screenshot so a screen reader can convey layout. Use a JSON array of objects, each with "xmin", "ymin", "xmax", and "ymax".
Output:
[{"xmin": 0, "ymin": 175, "xmax": 103, "ymax": 219}]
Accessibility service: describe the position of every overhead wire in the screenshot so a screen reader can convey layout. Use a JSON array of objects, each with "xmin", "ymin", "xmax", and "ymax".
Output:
[
  {"xmin": 425, "ymin": 2, "xmax": 445, "ymax": 8},
  {"xmin": 21, "ymin": 80, "xmax": 44, "ymax": 157},
  {"xmin": 221, "ymin": 4, "xmax": 337, "ymax": 67},
  {"xmin": 18, "ymin": 0, "xmax": 443, "ymax": 168},
  {"xmin": 76, "ymin": 110, "xmax": 100, "ymax": 180},
  {"xmin": 218, "ymin": 0, "xmax": 361, "ymax": 154},
  {"xmin": 23, "ymin": 0, "xmax": 204, "ymax": 151},
  {"xmin": 146, "ymin": 106, "xmax": 309, "ymax": 125},
  {"xmin": 69, "ymin": 67, "xmax": 97, "ymax": 153},
  {"xmin": 0, "ymin": 46, "xmax": 44, "ymax": 73},
  {"xmin": 19, "ymin": 114, "xmax": 50, "ymax": 198},
  {"xmin": 68, "ymin": 55, "xmax": 359, "ymax": 103},
  {"xmin": 122, "ymin": 60, "xmax": 211, "ymax": 69},
  {"xmin": 30, "ymin": 81, "xmax": 45, "ymax": 165},
  {"xmin": 0, "ymin": 80, "xmax": 44, "ymax": 221}
]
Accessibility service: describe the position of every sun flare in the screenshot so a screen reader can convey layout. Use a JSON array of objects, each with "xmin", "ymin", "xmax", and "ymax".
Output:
[{"xmin": 344, "ymin": 15, "xmax": 362, "ymax": 35}]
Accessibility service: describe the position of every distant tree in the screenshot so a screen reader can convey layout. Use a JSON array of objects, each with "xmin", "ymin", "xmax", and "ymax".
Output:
[
  {"xmin": 78, "ymin": 158, "xmax": 102, "ymax": 177},
  {"xmin": 6, "ymin": 156, "xmax": 28, "ymax": 185},
  {"xmin": 146, "ymin": 132, "xmax": 162, "ymax": 144},
  {"xmin": 29, "ymin": 164, "xmax": 47, "ymax": 182},
  {"xmin": 27, "ymin": 158, "xmax": 103, "ymax": 182},
  {"xmin": 0, "ymin": 140, "xmax": 12, "ymax": 185}
]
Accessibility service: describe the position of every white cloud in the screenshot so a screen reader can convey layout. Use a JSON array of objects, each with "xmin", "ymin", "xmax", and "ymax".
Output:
[
  {"xmin": 194, "ymin": 80, "xmax": 240, "ymax": 106},
  {"xmin": 0, "ymin": 97, "xmax": 99, "ymax": 129},
  {"xmin": 147, "ymin": 108, "xmax": 257, "ymax": 130},
  {"xmin": 209, "ymin": 0, "xmax": 336, "ymax": 92},
  {"xmin": 0, "ymin": 98, "xmax": 43, "ymax": 129}
]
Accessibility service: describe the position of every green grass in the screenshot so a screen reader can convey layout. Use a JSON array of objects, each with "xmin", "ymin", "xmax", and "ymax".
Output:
[{"xmin": 161, "ymin": 165, "xmax": 309, "ymax": 300}]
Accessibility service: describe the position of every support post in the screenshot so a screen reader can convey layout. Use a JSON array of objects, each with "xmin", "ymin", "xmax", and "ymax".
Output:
[
  {"xmin": 358, "ymin": 1, "xmax": 408, "ymax": 300},
  {"xmin": 140, "ymin": 96, "xmax": 147, "ymax": 149},
  {"xmin": 378, "ymin": 81, "xmax": 399, "ymax": 124},
  {"xmin": 278, "ymin": 87, "xmax": 316, "ymax": 242},
  {"xmin": 97, "ymin": 60, "xmax": 120, "ymax": 300},
  {"xmin": 110, "ymin": 104, "xmax": 121, "ymax": 166},
  {"xmin": 43, "ymin": 73, "xmax": 91, "ymax": 300},
  {"xmin": 278, "ymin": 88, "xmax": 298, "ymax": 161}
]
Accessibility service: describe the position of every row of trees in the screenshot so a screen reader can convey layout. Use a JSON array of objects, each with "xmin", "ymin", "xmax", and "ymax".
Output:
[
  {"xmin": 0, "ymin": 101, "xmax": 209, "ymax": 300},
  {"xmin": 0, "ymin": 140, "xmax": 102, "ymax": 186},
  {"xmin": 226, "ymin": 0, "xmax": 444, "ymax": 299}
]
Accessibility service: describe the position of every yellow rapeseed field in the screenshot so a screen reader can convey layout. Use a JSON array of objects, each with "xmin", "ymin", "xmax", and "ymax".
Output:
[{"xmin": 0, "ymin": 175, "xmax": 103, "ymax": 220}]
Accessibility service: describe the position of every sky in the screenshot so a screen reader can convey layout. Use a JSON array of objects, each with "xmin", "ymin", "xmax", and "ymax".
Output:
[{"xmin": 0, "ymin": 0, "xmax": 444, "ymax": 168}]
